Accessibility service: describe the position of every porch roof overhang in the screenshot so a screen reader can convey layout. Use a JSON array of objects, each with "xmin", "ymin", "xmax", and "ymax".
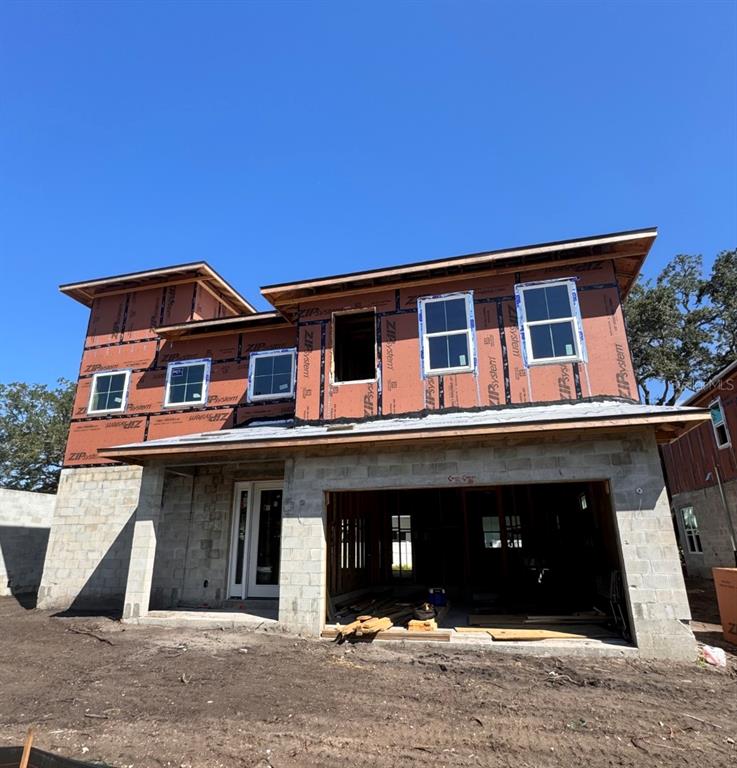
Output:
[{"xmin": 98, "ymin": 399, "xmax": 709, "ymax": 465}]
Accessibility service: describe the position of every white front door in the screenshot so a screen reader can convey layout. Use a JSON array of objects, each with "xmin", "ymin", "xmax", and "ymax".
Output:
[{"xmin": 228, "ymin": 482, "xmax": 283, "ymax": 600}]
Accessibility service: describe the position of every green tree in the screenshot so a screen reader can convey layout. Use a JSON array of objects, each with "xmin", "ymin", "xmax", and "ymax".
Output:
[
  {"xmin": 704, "ymin": 248, "xmax": 737, "ymax": 371},
  {"xmin": 624, "ymin": 254, "xmax": 714, "ymax": 405},
  {"xmin": 0, "ymin": 379, "xmax": 75, "ymax": 493}
]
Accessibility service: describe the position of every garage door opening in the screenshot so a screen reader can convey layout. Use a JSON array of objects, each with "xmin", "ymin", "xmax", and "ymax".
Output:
[{"xmin": 325, "ymin": 481, "xmax": 631, "ymax": 643}]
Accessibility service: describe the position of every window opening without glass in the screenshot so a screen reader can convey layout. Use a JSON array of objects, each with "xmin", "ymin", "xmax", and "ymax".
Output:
[{"xmin": 333, "ymin": 311, "xmax": 376, "ymax": 383}]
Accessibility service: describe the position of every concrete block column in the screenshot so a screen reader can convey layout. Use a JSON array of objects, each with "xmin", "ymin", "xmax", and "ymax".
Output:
[
  {"xmin": 122, "ymin": 465, "xmax": 166, "ymax": 620},
  {"xmin": 278, "ymin": 458, "xmax": 327, "ymax": 635}
]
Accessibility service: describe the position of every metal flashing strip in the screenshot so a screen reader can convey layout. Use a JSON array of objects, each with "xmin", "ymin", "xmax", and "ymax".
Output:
[{"xmin": 98, "ymin": 399, "xmax": 708, "ymax": 460}]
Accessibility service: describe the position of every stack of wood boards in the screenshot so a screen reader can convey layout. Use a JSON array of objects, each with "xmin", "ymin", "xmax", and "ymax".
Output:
[
  {"xmin": 337, "ymin": 616, "xmax": 393, "ymax": 639},
  {"xmin": 408, "ymin": 618, "xmax": 438, "ymax": 632},
  {"xmin": 333, "ymin": 591, "xmax": 417, "ymax": 627}
]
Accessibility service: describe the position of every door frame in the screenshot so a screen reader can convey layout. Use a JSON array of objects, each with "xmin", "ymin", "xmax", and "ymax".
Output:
[{"xmin": 227, "ymin": 481, "xmax": 283, "ymax": 600}]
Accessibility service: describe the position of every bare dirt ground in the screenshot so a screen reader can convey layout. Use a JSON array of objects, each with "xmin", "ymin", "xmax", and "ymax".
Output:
[{"xmin": 1, "ymin": 588, "xmax": 736, "ymax": 768}]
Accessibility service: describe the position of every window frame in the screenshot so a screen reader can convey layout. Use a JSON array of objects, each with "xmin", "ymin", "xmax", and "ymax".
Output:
[
  {"xmin": 247, "ymin": 348, "xmax": 297, "ymax": 403},
  {"xmin": 709, "ymin": 397, "xmax": 731, "ymax": 449},
  {"xmin": 679, "ymin": 505, "xmax": 703, "ymax": 554},
  {"xmin": 163, "ymin": 358, "xmax": 211, "ymax": 408},
  {"xmin": 331, "ymin": 308, "xmax": 378, "ymax": 385},
  {"xmin": 515, "ymin": 279, "xmax": 587, "ymax": 366},
  {"xmin": 417, "ymin": 291, "xmax": 477, "ymax": 377},
  {"xmin": 87, "ymin": 369, "xmax": 132, "ymax": 415}
]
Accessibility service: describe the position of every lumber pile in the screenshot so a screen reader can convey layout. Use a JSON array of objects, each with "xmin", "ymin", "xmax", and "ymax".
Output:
[
  {"xmin": 336, "ymin": 615, "xmax": 393, "ymax": 639},
  {"xmin": 408, "ymin": 618, "xmax": 438, "ymax": 632},
  {"xmin": 333, "ymin": 591, "xmax": 419, "ymax": 627}
]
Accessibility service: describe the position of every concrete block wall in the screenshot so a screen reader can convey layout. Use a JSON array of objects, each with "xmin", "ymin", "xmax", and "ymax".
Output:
[
  {"xmin": 37, "ymin": 465, "xmax": 144, "ymax": 611},
  {"xmin": 0, "ymin": 488, "xmax": 55, "ymax": 596},
  {"xmin": 280, "ymin": 428, "xmax": 696, "ymax": 661},
  {"xmin": 672, "ymin": 479, "xmax": 737, "ymax": 578},
  {"xmin": 150, "ymin": 461, "xmax": 285, "ymax": 609}
]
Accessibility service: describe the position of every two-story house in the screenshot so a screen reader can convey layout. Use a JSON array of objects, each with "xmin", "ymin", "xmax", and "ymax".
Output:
[
  {"xmin": 37, "ymin": 228, "xmax": 709, "ymax": 659},
  {"xmin": 661, "ymin": 359, "xmax": 737, "ymax": 578}
]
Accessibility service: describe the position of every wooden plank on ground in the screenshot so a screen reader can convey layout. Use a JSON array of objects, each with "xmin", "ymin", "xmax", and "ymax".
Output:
[
  {"xmin": 486, "ymin": 628, "xmax": 589, "ymax": 641},
  {"xmin": 467, "ymin": 614, "xmax": 528, "ymax": 626},
  {"xmin": 375, "ymin": 629, "xmax": 452, "ymax": 642}
]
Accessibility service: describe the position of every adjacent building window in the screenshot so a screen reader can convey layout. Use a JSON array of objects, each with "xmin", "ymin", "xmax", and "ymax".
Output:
[
  {"xmin": 418, "ymin": 292, "xmax": 476, "ymax": 375},
  {"xmin": 88, "ymin": 370, "xmax": 131, "ymax": 414},
  {"xmin": 248, "ymin": 348, "xmax": 296, "ymax": 402},
  {"xmin": 164, "ymin": 359, "xmax": 210, "ymax": 407},
  {"xmin": 391, "ymin": 514, "xmax": 413, "ymax": 578},
  {"xmin": 709, "ymin": 398, "xmax": 731, "ymax": 448},
  {"xmin": 516, "ymin": 280, "xmax": 585, "ymax": 365},
  {"xmin": 482, "ymin": 514, "xmax": 523, "ymax": 549},
  {"xmin": 333, "ymin": 311, "xmax": 376, "ymax": 383},
  {"xmin": 680, "ymin": 506, "xmax": 703, "ymax": 554}
]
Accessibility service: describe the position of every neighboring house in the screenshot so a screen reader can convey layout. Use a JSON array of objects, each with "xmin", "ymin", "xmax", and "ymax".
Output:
[
  {"xmin": 661, "ymin": 360, "xmax": 737, "ymax": 578},
  {"xmin": 37, "ymin": 228, "xmax": 710, "ymax": 660}
]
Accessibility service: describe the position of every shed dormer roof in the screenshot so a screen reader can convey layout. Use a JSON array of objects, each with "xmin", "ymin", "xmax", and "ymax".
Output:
[{"xmin": 260, "ymin": 227, "xmax": 656, "ymax": 318}]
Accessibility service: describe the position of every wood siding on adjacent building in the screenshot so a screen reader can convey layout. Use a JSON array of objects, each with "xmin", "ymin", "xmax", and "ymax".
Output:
[{"xmin": 662, "ymin": 368, "xmax": 737, "ymax": 495}]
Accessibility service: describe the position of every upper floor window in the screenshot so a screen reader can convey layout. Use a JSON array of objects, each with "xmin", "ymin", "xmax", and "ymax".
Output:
[
  {"xmin": 88, "ymin": 370, "xmax": 131, "ymax": 414},
  {"xmin": 164, "ymin": 359, "xmax": 210, "ymax": 407},
  {"xmin": 709, "ymin": 398, "xmax": 731, "ymax": 448},
  {"xmin": 333, "ymin": 311, "xmax": 376, "ymax": 383},
  {"xmin": 248, "ymin": 348, "xmax": 296, "ymax": 402},
  {"xmin": 680, "ymin": 506, "xmax": 703, "ymax": 554},
  {"xmin": 515, "ymin": 280, "xmax": 586, "ymax": 365},
  {"xmin": 418, "ymin": 292, "xmax": 476, "ymax": 376}
]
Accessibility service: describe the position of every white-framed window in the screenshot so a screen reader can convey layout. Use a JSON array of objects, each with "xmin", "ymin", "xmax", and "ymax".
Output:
[
  {"xmin": 709, "ymin": 398, "xmax": 731, "ymax": 449},
  {"xmin": 515, "ymin": 279, "xmax": 586, "ymax": 365},
  {"xmin": 87, "ymin": 370, "xmax": 131, "ymax": 414},
  {"xmin": 680, "ymin": 506, "xmax": 703, "ymax": 554},
  {"xmin": 418, "ymin": 292, "xmax": 476, "ymax": 376},
  {"xmin": 164, "ymin": 359, "xmax": 211, "ymax": 407},
  {"xmin": 247, "ymin": 348, "xmax": 296, "ymax": 402}
]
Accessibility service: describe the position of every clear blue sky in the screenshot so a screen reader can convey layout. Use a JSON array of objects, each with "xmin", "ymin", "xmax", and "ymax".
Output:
[{"xmin": 1, "ymin": 1, "xmax": 735, "ymax": 386}]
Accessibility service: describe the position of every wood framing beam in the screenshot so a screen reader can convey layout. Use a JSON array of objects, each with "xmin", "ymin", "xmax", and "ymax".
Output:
[{"xmin": 196, "ymin": 279, "xmax": 240, "ymax": 316}]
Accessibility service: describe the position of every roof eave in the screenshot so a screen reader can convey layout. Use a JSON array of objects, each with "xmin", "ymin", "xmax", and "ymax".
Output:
[
  {"xmin": 683, "ymin": 358, "xmax": 737, "ymax": 406},
  {"xmin": 59, "ymin": 261, "xmax": 257, "ymax": 314},
  {"xmin": 260, "ymin": 227, "xmax": 657, "ymax": 313},
  {"xmin": 154, "ymin": 311, "xmax": 289, "ymax": 339}
]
